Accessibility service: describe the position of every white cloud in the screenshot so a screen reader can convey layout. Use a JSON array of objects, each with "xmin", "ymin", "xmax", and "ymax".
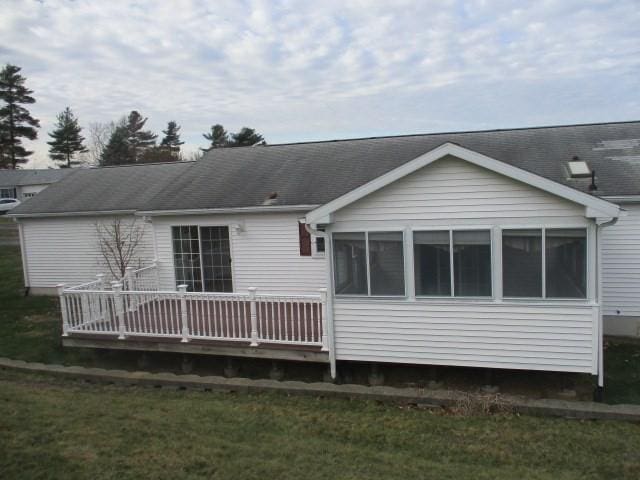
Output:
[{"xmin": 0, "ymin": 0, "xmax": 638, "ymax": 167}]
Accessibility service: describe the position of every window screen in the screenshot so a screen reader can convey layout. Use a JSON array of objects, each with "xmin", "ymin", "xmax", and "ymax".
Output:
[
  {"xmin": 414, "ymin": 231, "xmax": 451, "ymax": 296},
  {"xmin": 545, "ymin": 229, "xmax": 587, "ymax": 298},
  {"xmin": 333, "ymin": 232, "xmax": 367, "ymax": 295},
  {"xmin": 502, "ymin": 229, "xmax": 543, "ymax": 297},
  {"xmin": 453, "ymin": 230, "xmax": 491, "ymax": 297},
  {"xmin": 369, "ymin": 232, "xmax": 405, "ymax": 295}
]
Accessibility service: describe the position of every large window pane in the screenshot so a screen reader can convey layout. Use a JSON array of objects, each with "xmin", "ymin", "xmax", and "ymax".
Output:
[
  {"xmin": 200, "ymin": 226, "xmax": 233, "ymax": 292},
  {"xmin": 503, "ymin": 229, "xmax": 542, "ymax": 297},
  {"xmin": 453, "ymin": 230, "xmax": 491, "ymax": 297},
  {"xmin": 172, "ymin": 225, "xmax": 202, "ymax": 292},
  {"xmin": 546, "ymin": 229, "xmax": 587, "ymax": 298},
  {"xmin": 333, "ymin": 232, "xmax": 367, "ymax": 295},
  {"xmin": 369, "ymin": 232, "xmax": 405, "ymax": 296},
  {"xmin": 414, "ymin": 231, "xmax": 451, "ymax": 296}
]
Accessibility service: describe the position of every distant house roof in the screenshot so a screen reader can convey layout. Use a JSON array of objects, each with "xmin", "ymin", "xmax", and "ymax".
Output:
[
  {"xmin": 0, "ymin": 168, "xmax": 76, "ymax": 188},
  {"xmin": 11, "ymin": 120, "xmax": 640, "ymax": 217}
]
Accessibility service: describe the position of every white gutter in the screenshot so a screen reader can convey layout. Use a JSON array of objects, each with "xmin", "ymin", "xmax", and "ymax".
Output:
[
  {"xmin": 9, "ymin": 209, "xmax": 136, "ymax": 219},
  {"xmin": 16, "ymin": 219, "xmax": 30, "ymax": 289},
  {"xmin": 595, "ymin": 216, "xmax": 619, "ymax": 391},
  {"xmin": 602, "ymin": 195, "xmax": 640, "ymax": 204},
  {"xmin": 137, "ymin": 205, "xmax": 320, "ymax": 217}
]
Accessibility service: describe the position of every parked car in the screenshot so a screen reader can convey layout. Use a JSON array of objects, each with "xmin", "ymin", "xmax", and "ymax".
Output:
[{"xmin": 0, "ymin": 198, "xmax": 20, "ymax": 214}]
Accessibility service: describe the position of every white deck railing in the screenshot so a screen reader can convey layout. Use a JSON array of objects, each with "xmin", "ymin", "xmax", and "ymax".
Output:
[
  {"xmin": 65, "ymin": 262, "xmax": 160, "ymax": 292},
  {"xmin": 57, "ymin": 282, "xmax": 328, "ymax": 350}
]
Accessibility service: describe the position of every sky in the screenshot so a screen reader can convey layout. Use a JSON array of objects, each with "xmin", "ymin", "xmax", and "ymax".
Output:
[{"xmin": 1, "ymin": 0, "xmax": 639, "ymax": 168}]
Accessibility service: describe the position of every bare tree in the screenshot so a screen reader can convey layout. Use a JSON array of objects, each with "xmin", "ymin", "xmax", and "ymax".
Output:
[
  {"xmin": 95, "ymin": 218, "xmax": 146, "ymax": 279},
  {"xmin": 86, "ymin": 121, "xmax": 118, "ymax": 166}
]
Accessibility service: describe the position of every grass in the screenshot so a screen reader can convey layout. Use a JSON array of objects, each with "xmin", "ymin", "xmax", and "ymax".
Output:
[
  {"xmin": 1, "ymin": 228, "xmax": 640, "ymax": 478},
  {"xmin": 1, "ymin": 370, "xmax": 640, "ymax": 480}
]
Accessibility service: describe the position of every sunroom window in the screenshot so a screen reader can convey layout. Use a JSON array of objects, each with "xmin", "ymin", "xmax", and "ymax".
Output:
[
  {"xmin": 502, "ymin": 228, "xmax": 586, "ymax": 299},
  {"xmin": 333, "ymin": 231, "xmax": 405, "ymax": 296},
  {"xmin": 413, "ymin": 230, "xmax": 492, "ymax": 297},
  {"xmin": 333, "ymin": 232, "xmax": 367, "ymax": 295},
  {"xmin": 502, "ymin": 229, "xmax": 543, "ymax": 298}
]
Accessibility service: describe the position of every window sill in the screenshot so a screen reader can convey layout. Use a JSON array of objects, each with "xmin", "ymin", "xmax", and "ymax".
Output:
[{"xmin": 333, "ymin": 295, "xmax": 598, "ymax": 308}]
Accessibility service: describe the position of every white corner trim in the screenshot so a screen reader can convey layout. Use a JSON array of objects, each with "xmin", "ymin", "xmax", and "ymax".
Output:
[{"xmin": 305, "ymin": 142, "xmax": 620, "ymax": 224}]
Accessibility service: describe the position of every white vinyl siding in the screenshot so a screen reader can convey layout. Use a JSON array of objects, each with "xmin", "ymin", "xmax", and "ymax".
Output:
[
  {"xmin": 333, "ymin": 300, "xmax": 597, "ymax": 373},
  {"xmin": 602, "ymin": 204, "xmax": 640, "ymax": 317},
  {"xmin": 329, "ymin": 156, "xmax": 596, "ymax": 373},
  {"xmin": 332, "ymin": 155, "xmax": 586, "ymax": 229},
  {"xmin": 153, "ymin": 212, "xmax": 326, "ymax": 295},
  {"xmin": 20, "ymin": 216, "xmax": 155, "ymax": 288}
]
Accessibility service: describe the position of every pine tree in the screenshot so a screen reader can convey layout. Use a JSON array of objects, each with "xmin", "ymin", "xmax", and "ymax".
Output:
[
  {"xmin": 230, "ymin": 127, "xmax": 264, "ymax": 147},
  {"xmin": 47, "ymin": 107, "xmax": 88, "ymax": 168},
  {"xmin": 202, "ymin": 124, "xmax": 228, "ymax": 151},
  {"xmin": 125, "ymin": 110, "xmax": 157, "ymax": 162},
  {"xmin": 160, "ymin": 120, "xmax": 184, "ymax": 159},
  {"xmin": 100, "ymin": 123, "xmax": 129, "ymax": 166},
  {"xmin": 0, "ymin": 64, "xmax": 40, "ymax": 168}
]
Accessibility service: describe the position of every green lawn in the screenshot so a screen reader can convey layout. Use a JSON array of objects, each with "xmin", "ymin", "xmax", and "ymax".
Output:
[
  {"xmin": 2, "ymin": 233, "xmax": 640, "ymax": 478},
  {"xmin": 1, "ymin": 369, "xmax": 640, "ymax": 480}
]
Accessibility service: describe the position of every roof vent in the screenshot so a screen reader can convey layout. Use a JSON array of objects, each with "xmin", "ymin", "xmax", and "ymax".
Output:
[
  {"xmin": 262, "ymin": 192, "xmax": 278, "ymax": 206},
  {"xmin": 568, "ymin": 157, "xmax": 591, "ymax": 178}
]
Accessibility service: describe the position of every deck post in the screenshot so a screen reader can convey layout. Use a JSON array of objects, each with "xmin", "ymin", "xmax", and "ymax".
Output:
[
  {"xmin": 96, "ymin": 273, "xmax": 105, "ymax": 290},
  {"xmin": 178, "ymin": 285, "xmax": 190, "ymax": 343},
  {"xmin": 112, "ymin": 282, "xmax": 125, "ymax": 339},
  {"xmin": 319, "ymin": 288, "xmax": 329, "ymax": 352},
  {"xmin": 248, "ymin": 287, "xmax": 259, "ymax": 346},
  {"xmin": 57, "ymin": 284, "xmax": 69, "ymax": 337}
]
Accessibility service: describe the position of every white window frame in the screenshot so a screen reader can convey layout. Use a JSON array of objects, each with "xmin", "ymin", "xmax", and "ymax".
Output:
[
  {"xmin": 311, "ymin": 230, "xmax": 326, "ymax": 258},
  {"xmin": 332, "ymin": 228, "xmax": 407, "ymax": 298},
  {"xmin": 501, "ymin": 226, "xmax": 589, "ymax": 301},
  {"xmin": 412, "ymin": 227, "xmax": 494, "ymax": 299},
  {"xmin": 170, "ymin": 224, "xmax": 235, "ymax": 293}
]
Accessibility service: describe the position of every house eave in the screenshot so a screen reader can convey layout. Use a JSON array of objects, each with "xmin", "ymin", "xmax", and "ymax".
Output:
[
  {"xmin": 135, "ymin": 204, "xmax": 320, "ymax": 217},
  {"xmin": 9, "ymin": 209, "xmax": 137, "ymax": 219},
  {"xmin": 602, "ymin": 195, "xmax": 640, "ymax": 204}
]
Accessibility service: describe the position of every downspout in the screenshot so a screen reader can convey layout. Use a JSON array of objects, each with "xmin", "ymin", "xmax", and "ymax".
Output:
[
  {"xmin": 595, "ymin": 216, "xmax": 619, "ymax": 392},
  {"xmin": 305, "ymin": 223, "xmax": 336, "ymax": 380},
  {"xmin": 15, "ymin": 218, "xmax": 30, "ymax": 294}
]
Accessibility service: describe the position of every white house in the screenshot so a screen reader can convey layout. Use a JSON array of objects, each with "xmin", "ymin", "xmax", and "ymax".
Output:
[
  {"xmin": 0, "ymin": 168, "xmax": 75, "ymax": 201},
  {"xmin": 9, "ymin": 121, "xmax": 640, "ymax": 388}
]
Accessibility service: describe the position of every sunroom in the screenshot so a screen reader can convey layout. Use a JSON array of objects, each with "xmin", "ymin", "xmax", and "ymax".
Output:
[{"xmin": 306, "ymin": 143, "xmax": 620, "ymax": 383}]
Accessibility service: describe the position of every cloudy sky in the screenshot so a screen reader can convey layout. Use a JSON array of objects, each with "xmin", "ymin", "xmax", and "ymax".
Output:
[{"xmin": 1, "ymin": 0, "xmax": 639, "ymax": 168}]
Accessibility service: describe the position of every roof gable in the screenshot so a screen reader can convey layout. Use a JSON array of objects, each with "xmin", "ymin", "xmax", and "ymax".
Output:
[{"xmin": 306, "ymin": 143, "xmax": 620, "ymax": 224}]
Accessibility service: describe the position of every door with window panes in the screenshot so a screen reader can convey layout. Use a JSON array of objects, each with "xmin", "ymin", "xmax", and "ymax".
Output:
[{"xmin": 172, "ymin": 225, "xmax": 233, "ymax": 292}]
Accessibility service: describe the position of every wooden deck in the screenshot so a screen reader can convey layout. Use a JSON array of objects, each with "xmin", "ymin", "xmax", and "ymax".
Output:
[
  {"xmin": 61, "ymin": 288, "xmax": 328, "ymax": 362},
  {"xmin": 63, "ymin": 334, "xmax": 329, "ymax": 363}
]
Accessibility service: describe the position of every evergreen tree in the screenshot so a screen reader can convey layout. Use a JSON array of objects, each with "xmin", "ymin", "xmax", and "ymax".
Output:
[
  {"xmin": 230, "ymin": 127, "xmax": 264, "ymax": 147},
  {"xmin": 202, "ymin": 124, "xmax": 228, "ymax": 151},
  {"xmin": 0, "ymin": 64, "xmax": 40, "ymax": 168},
  {"xmin": 160, "ymin": 120, "xmax": 184, "ymax": 159},
  {"xmin": 125, "ymin": 110, "xmax": 157, "ymax": 162},
  {"xmin": 100, "ymin": 123, "xmax": 129, "ymax": 166},
  {"xmin": 47, "ymin": 107, "xmax": 88, "ymax": 168}
]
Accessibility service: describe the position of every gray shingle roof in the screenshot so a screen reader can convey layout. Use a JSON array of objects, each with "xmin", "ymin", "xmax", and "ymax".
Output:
[
  {"xmin": 11, "ymin": 121, "xmax": 640, "ymax": 216},
  {"xmin": 0, "ymin": 168, "xmax": 75, "ymax": 188}
]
